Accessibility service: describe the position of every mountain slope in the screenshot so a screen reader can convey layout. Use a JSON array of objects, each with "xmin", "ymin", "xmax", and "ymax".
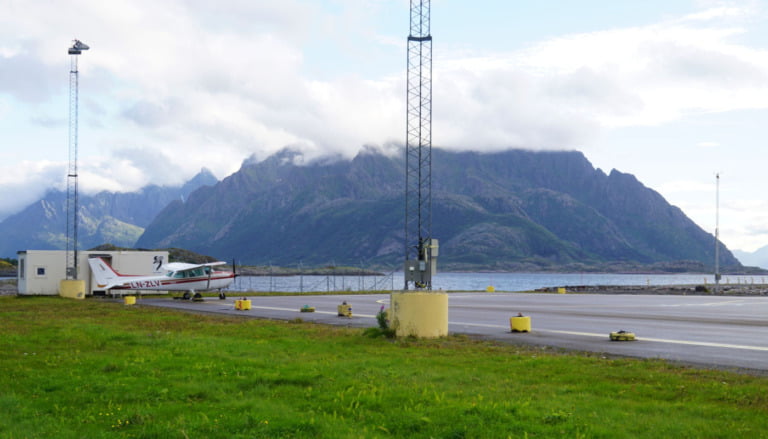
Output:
[
  {"xmin": 0, "ymin": 169, "xmax": 218, "ymax": 258},
  {"xmin": 733, "ymin": 246, "xmax": 768, "ymax": 269},
  {"xmin": 136, "ymin": 148, "xmax": 740, "ymax": 270}
]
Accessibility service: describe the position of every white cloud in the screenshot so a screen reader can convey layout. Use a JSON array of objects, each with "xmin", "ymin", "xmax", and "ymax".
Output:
[
  {"xmin": 0, "ymin": 97, "xmax": 8, "ymax": 119},
  {"xmin": 520, "ymin": 26, "xmax": 768, "ymax": 123},
  {"xmin": 2, "ymin": 0, "xmax": 768, "ymax": 255},
  {"xmin": 0, "ymin": 160, "xmax": 64, "ymax": 219},
  {"xmin": 682, "ymin": 6, "xmax": 751, "ymax": 22},
  {"xmin": 657, "ymin": 179, "xmax": 714, "ymax": 195},
  {"xmin": 6, "ymin": 1, "xmax": 766, "ymax": 168}
]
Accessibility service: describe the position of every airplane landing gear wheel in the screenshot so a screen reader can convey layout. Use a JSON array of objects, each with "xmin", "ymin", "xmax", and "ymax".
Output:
[
  {"xmin": 182, "ymin": 292, "xmax": 191, "ymax": 300},
  {"xmin": 219, "ymin": 292, "xmax": 226, "ymax": 300},
  {"xmin": 192, "ymin": 292, "xmax": 204, "ymax": 301}
]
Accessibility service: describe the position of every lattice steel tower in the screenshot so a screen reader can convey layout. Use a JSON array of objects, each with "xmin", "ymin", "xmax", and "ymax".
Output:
[
  {"xmin": 65, "ymin": 39, "xmax": 89, "ymax": 279},
  {"xmin": 404, "ymin": 0, "xmax": 438, "ymax": 290}
]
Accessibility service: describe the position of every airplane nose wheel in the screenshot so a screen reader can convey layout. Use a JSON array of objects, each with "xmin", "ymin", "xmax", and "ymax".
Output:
[{"xmin": 219, "ymin": 292, "xmax": 226, "ymax": 300}]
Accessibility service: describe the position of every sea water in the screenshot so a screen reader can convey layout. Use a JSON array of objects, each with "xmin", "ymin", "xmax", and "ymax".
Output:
[{"xmin": 226, "ymin": 272, "xmax": 768, "ymax": 293}]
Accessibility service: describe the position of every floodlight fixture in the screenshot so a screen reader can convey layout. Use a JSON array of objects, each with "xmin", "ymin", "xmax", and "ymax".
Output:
[{"xmin": 68, "ymin": 39, "xmax": 89, "ymax": 55}]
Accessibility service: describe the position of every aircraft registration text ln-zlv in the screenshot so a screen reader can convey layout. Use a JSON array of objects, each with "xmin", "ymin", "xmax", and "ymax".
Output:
[{"xmin": 87, "ymin": 257, "xmax": 235, "ymax": 299}]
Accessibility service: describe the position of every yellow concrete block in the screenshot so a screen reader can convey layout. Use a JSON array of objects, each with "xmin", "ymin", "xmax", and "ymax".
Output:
[
  {"xmin": 390, "ymin": 291, "xmax": 448, "ymax": 338},
  {"xmin": 337, "ymin": 303, "xmax": 352, "ymax": 317},
  {"xmin": 510, "ymin": 316, "xmax": 531, "ymax": 332},
  {"xmin": 557, "ymin": 287, "xmax": 566, "ymax": 294},
  {"xmin": 610, "ymin": 331, "xmax": 636, "ymax": 341},
  {"xmin": 59, "ymin": 280, "xmax": 85, "ymax": 300},
  {"xmin": 124, "ymin": 296, "xmax": 136, "ymax": 305},
  {"xmin": 235, "ymin": 299, "xmax": 251, "ymax": 310},
  {"xmin": 486, "ymin": 285, "xmax": 495, "ymax": 292}
]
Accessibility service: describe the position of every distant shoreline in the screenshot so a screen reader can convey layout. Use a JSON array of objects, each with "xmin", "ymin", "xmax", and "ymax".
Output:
[
  {"xmin": 3, "ymin": 267, "xmax": 768, "ymax": 277},
  {"xmin": 537, "ymin": 284, "xmax": 768, "ymax": 295},
  {"xmin": 4, "ymin": 282, "xmax": 766, "ymax": 296}
]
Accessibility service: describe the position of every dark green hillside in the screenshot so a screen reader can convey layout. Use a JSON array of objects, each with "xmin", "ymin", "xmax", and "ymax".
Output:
[{"xmin": 136, "ymin": 147, "xmax": 740, "ymax": 270}]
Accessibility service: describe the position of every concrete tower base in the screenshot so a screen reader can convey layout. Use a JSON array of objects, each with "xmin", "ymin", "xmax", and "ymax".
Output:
[
  {"xmin": 59, "ymin": 279, "xmax": 86, "ymax": 300},
  {"xmin": 390, "ymin": 291, "xmax": 448, "ymax": 338}
]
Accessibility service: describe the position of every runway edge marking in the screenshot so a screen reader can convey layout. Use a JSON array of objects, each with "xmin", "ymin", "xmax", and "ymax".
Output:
[
  {"xmin": 221, "ymin": 304, "xmax": 768, "ymax": 353},
  {"xmin": 451, "ymin": 322, "xmax": 768, "ymax": 352},
  {"xmin": 250, "ymin": 305, "xmax": 377, "ymax": 319}
]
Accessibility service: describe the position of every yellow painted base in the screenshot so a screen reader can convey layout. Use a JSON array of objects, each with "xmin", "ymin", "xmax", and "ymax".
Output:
[
  {"xmin": 124, "ymin": 296, "xmax": 136, "ymax": 305},
  {"xmin": 337, "ymin": 303, "xmax": 352, "ymax": 317},
  {"xmin": 557, "ymin": 287, "xmax": 566, "ymax": 294},
  {"xmin": 59, "ymin": 280, "xmax": 86, "ymax": 300},
  {"xmin": 610, "ymin": 331, "xmax": 636, "ymax": 341},
  {"xmin": 486, "ymin": 286, "xmax": 495, "ymax": 292},
  {"xmin": 300, "ymin": 306, "xmax": 315, "ymax": 313},
  {"xmin": 390, "ymin": 291, "xmax": 448, "ymax": 338},
  {"xmin": 235, "ymin": 299, "xmax": 251, "ymax": 310},
  {"xmin": 510, "ymin": 316, "xmax": 531, "ymax": 332}
]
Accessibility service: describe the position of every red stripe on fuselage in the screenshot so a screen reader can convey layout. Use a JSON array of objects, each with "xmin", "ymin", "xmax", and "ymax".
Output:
[{"xmin": 110, "ymin": 272, "xmax": 234, "ymax": 289}]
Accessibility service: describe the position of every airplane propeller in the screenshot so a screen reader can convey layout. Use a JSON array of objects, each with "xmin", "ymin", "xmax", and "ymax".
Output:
[{"xmin": 216, "ymin": 258, "xmax": 238, "ymax": 301}]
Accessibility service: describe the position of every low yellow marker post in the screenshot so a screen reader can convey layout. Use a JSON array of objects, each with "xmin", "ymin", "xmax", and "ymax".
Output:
[
  {"xmin": 235, "ymin": 299, "xmax": 251, "ymax": 310},
  {"xmin": 510, "ymin": 315, "xmax": 531, "ymax": 332},
  {"xmin": 337, "ymin": 303, "xmax": 352, "ymax": 317}
]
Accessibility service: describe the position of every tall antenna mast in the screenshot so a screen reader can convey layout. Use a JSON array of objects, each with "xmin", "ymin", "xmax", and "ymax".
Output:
[
  {"xmin": 404, "ymin": 0, "xmax": 438, "ymax": 290},
  {"xmin": 65, "ymin": 39, "xmax": 89, "ymax": 280},
  {"xmin": 714, "ymin": 172, "xmax": 721, "ymax": 293}
]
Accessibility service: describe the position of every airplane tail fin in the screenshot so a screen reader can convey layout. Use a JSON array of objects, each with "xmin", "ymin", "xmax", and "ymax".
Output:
[{"xmin": 87, "ymin": 257, "xmax": 122, "ymax": 290}]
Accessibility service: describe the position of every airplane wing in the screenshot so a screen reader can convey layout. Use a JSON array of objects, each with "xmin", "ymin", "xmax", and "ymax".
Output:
[{"xmin": 163, "ymin": 261, "xmax": 227, "ymax": 271}]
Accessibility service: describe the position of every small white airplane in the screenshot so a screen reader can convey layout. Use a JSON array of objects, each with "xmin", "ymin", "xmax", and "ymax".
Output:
[{"xmin": 88, "ymin": 257, "xmax": 236, "ymax": 300}]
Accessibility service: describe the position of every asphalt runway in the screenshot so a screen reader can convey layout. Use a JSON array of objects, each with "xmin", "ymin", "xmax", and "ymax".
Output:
[{"xmin": 139, "ymin": 292, "xmax": 768, "ymax": 372}]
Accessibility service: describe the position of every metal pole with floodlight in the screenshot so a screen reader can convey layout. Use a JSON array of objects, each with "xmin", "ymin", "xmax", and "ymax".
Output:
[{"xmin": 63, "ymin": 39, "xmax": 89, "ymax": 293}]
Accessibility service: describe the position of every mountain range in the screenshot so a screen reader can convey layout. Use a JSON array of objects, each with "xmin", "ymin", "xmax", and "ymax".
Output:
[
  {"xmin": 0, "ymin": 169, "xmax": 218, "ymax": 258},
  {"xmin": 1, "ymin": 147, "xmax": 746, "ymax": 272},
  {"xmin": 134, "ymin": 147, "xmax": 741, "ymax": 271}
]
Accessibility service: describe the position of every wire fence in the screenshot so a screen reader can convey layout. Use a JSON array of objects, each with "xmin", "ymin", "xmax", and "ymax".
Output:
[{"xmin": 226, "ymin": 269, "xmax": 398, "ymax": 293}]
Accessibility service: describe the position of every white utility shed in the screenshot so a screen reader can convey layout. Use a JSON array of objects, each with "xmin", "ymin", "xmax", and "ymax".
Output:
[{"xmin": 17, "ymin": 250, "xmax": 169, "ymax": 296}]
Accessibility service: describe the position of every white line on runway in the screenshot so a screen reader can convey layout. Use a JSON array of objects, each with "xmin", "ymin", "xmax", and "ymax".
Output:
[
  {"xmin": 628, "ymin": 336, "xmax": 768, "ymax": 352},
  {"xmin": 249, "ymin": 305, "xmax": 336, "ymax": 316},
  {"xmin": 658, "ymin": 300, "xmax": 748, "ymax": 308},
  {"xmin": 249, "ymin": 305, "xmax": 377, "ymax": 319},
  {"xmin": 244, "ymin": 306, "xmax": 768, "ymax": 353},
  {"xmin": 451, "ymin": 322, "xmax": 768, "ymax": 352}
]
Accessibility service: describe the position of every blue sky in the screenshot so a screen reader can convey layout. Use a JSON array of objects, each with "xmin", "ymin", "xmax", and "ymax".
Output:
[{"xmin": 1, "ymin": 0, "xmax": 767, "ymax": 255}]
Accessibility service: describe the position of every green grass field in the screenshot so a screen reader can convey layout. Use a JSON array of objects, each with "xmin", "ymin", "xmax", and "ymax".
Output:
[{"xmin": 1, "ymin": 296, "xmax": 767, "ymax": 438}]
